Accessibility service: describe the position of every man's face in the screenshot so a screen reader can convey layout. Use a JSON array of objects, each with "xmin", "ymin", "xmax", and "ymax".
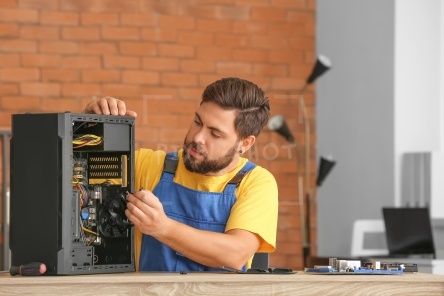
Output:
[{"xmin": 183, "ymin": 101, "xmax": 240, "ymax": 175}]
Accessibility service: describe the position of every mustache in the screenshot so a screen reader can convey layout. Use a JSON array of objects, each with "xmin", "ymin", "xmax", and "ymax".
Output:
[{"xmin": 185, "ymin": 142, "xmax": 204, "ymax": 155}]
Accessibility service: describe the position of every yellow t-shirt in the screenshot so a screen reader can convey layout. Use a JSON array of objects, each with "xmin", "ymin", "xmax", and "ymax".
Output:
[{"xmin": 133, "ymin": 148, "xmax": 278, "ymax": 270}]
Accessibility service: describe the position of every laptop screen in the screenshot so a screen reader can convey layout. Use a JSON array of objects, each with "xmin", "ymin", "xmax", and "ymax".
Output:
[{"xmin": 382, "ymin": 207, "xmax": 435, "ymax": 258}]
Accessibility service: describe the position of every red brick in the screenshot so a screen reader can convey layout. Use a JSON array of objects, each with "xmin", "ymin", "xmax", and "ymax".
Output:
[
  {"xmin": 180, "ymin": 60, "xmax": 215, "ymax": 73},
  {"xmin": 121, "ymin": 13, "xmax": 154, "ymax": 26},
  {"xmin": 61, "ymin": 83, "xmax": 101, "ymax": 96},
  {"xmin": 102, "ymin": 27, "xmax": 140, "ymax": 40},
  {"xmin": 18, "ymin": 0, "xmax": 58, "ymax": 9},
  {"xmin": 61, "ymin": 56, "xmax": 101, "ymax": 69},
  {"xmin": 40, "ymin": 11, "xmax": 79, "ymax": 26},
  {"xmin": 139, "ymin": 86, "xmax": 178, "ymax": 100},
  {"xmin": 62, "ymin": 27, "xmax": 100, "ymax": 40},
  {"xmin": 119, "ymin": 41, "xmax": 157, "ymax": 56},
  {"xmin": 61, "ymin": 0, "xmax": 139, "ymax": 12},
  {"xmin": 122, "ymin": 70, "xmax": 160, "ymax": 85},
  {"xmin": 39, "ymin": 41, "xmax": 79, "ymax": 54},
  {"xmin": 81, "ymin": 12, "xmax": 119, "ymax": 25},
  {"xmin": 158, "ymin": 44, "xmax": 194, "ymax": 58},
  {"xmin": 177, "ymin": 31, "xmax": 214, "ymax": 46},
  {"xmin": 196, "ymin": 19, "xmax": 231, "ymax": 32},
  {"xmin": 232, "ymin": 49, "xmax": 268, "ymax": 62},
  {"xmin": 0, "ymin": 96, "xmax": 41, "ymax": 110},
  {"xmin": 271, "ymin": 77, "xmax": 305, "ymax": 91},
  {"xmin": 19, "ymin": 25, "xmax": 59, "ymax": 40},
  {"xmin": 271, "ymin": 0, "xmax": 306, "ymax": 9},
  {"xmin": 253, "ymin": 63, "xmax": 288, "ymax": 76},
  {"xmin": 250, "ymin": 36, "xmax": 289, "ymax": 49},
  {"xmin": 1, "ymin": 39, "xmax": 37, "ymax": 53},
  {"xmin": 158, "ymin": 15, "xmax": 195, "ymax": 30},
  {"xmin": 250, "ymin": 7, "xmax": 286, "ymax": 21},
  {"xmin": 196, "ymin": 47, "xmax": 232, "ymax": 60},
  {"xmin": 214, "ymin": 5, "xmax": 249, "ymax": 20},
  {"xmin": 178, "ymin": 87, "xmax": 202, "ymax": 101},
  {"xmin": 21, "ymin": 54, "xmax": 61, "ymax": 67},
  {"xmin": 142, "ymin": 114, "xmax": 179, "ymax": 128},
  {"xmin": 0, "ymin": 68, "xmax": 39, "ymax": 81},
  {"xmin": 102, "ymin": 84, "xmax": 141, "ymax": 96},
  {"xmin": 288, "ymin": 36, "xmax": 315, "ymax": 50},
  {"xmin": 0, "ymin": 8, "xmax": 38, "ymax": 22},
  {"xmin": 307, "ymin": 0, "xmax": 316, "ymax": 10},
  {"xmin": 142, "ymin": 57, "xmax": 179, "ymax": 71},
  {"xmin": 21, "ymin": 82, "xmax": 60, "ymax": 96},
  {"xmin": 79, "ymin": 42, "xmax": 118, "ymax": 55},
  {"xmin": 0, "ymin": 83, "xmax": 19, "ymax": 95},
  {"xmin": 268, "ymin": 23, "xmax": 305, "ymax": 36},
  {"xmin": 0, "ymin": 110, "xmax": 14, "ymax": 127},
  {"xmin": 0, "ymin": 0, "xmax": 17, "ymax": 8},
  {"xmin": 0, "ymin": 54, "xmax": 20, "ymax": 67},
  {"xmin": 215, "ymin": 61, "xmax": 251, "ymax": 75},
  {"xmin": 141, "ymin": 27, "xmax": 177, "ymax": 42},
  {"xmin": 41, "ymin": 98, "xmax": 80, "ymax": 112},
  {"xmin": 236, "ymin": 0, "xmax": 269, "ymax": 5},
  {"xmin": 233, "ymin": 21, "xmax": 268, "ymax": 34},
  {"xmin": 161, "ymin": 73, "xmax": 197, "ymax": 87},
  {"xmin": 287, "ymin": 11, "xmax": 315, "ymax": 24},
  {"xmin": 42, "ymin": 69, "xmax": 80, "ymax": 82},
  {"xmin": 159, "ymin": 127, "xmax": 188, "ymax": 143},
  {"xmin": 215, "ymin": 34, "xmax": 248, "ymax": 48},
  {"xmin": 104, "ymin": 55, "xmax": 141, "ymax": 69},
  {"xmin": 269, "ymin": 49, "xmax": 303, "ymax": 63},
  {"xmin": 0, "ymin": 23, "xmax": 18, "ymax": 37},
  {"xmin": 82, "ymin": 69, "xmax": 120, "ymax": 82},
  {"xmin": 157, "ymin": 100, "xmax": 198, "ymax": 115}
]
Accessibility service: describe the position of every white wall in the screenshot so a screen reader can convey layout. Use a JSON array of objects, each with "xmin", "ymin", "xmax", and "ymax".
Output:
[
  {"xmin": 394, "ymin": 0, "xmax": 442, "ymax": 205},
  {"xmin": 316, "ymin": 0, "xmax": 443, "ymax": 258}
]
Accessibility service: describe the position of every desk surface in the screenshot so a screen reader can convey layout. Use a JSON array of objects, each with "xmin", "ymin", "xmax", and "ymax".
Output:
[{"xmin": 1, "ymin": 271, "xmax": 444, "ymax": 295}]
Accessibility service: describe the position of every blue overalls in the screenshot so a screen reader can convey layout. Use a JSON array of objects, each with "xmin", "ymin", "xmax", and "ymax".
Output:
[{"xmin": 139, "ymin": 152, "xmax": 256, "ymax": 271}]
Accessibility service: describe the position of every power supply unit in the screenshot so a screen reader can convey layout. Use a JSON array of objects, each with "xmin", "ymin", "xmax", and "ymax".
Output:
[{"xmin": 10, "ymin": 112, "xmax": 135, "ymax": 275}]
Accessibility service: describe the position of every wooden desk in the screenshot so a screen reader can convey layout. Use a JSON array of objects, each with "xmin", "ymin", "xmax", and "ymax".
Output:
[{"xmin": 1, "ymin": 271, "xmax": 444, "ymax": 295}]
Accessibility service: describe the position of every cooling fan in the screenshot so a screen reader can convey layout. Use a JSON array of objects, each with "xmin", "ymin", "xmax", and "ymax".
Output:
[{"xmin": 98, "ymin": 194, "xmax": 132, "ymax": 238}]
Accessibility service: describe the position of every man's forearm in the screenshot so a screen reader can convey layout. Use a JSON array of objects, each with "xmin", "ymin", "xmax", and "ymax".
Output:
[{"xmin": 152, "ymin": 218, "xmax": 259, "ymax": 269}]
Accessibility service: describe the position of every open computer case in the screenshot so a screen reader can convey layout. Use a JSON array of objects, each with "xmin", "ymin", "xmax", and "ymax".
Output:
[{"xmin": 10, "ymin": 113, "xmax": 135, "ymax": 275}]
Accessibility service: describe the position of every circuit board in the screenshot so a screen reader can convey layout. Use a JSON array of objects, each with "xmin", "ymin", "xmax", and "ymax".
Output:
[{"xmin": 304, "ymin": 258, "xmax": 417, "ymax": 275}]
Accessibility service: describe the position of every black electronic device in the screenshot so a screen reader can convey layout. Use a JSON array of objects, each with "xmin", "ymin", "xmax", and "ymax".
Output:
[
  {"xmin": 9, "ymin": 113, "xmax": 135, "ymax": 275},
  {"xmin": 382, "ymin": 207, "xmax": 436, "ymax": 259}
]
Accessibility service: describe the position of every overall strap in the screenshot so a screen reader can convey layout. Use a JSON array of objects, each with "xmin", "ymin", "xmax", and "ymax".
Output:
[
  {"xmin": 161, "ymin": 151, "xmax": 179, "ymax": 182},
  {"xmin": 224, "ymin": 161, "xmax": 257, "ymax": 194}
]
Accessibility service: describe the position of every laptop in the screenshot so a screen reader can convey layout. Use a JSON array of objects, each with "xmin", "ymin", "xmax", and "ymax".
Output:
[{"xmin": 382, "ymin": 207, "xmax": 436, "ymax": 259}]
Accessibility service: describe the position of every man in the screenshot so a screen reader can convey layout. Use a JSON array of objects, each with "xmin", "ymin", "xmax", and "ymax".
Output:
[{"xmin": 84, "ymin": 77, "xmax": 278, "ymax": 271}]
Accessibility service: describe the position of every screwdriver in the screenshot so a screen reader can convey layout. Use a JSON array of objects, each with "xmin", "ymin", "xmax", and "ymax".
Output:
[{"xmin": 10, "ymin": 262, "xmax": 47, "ymax": 276}]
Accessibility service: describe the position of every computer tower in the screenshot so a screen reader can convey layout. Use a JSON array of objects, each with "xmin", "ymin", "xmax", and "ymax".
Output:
[{"xmin": 10, "ymin": 113, "xmax": 135, "ymax": 275}]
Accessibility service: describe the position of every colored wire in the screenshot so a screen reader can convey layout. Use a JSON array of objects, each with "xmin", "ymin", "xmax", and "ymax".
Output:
[{"xmin": 73, "ymin": 134, "xmax": 102, "ymax": 148}]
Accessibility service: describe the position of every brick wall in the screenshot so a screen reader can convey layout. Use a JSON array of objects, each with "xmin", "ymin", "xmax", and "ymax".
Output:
[{"xmin": 0, "ymin": 0, "xmax": 317, "ymax": 270}]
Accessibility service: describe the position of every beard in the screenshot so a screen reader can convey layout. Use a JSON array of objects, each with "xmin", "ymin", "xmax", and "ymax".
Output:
[{"xmin": 182, "ymin": 139, "xmax": 238, "ymax": 175}]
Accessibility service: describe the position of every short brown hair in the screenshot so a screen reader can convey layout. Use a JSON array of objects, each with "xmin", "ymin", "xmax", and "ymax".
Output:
[{"xmin": 201, "ymin": 77, "xmax": 270, "ymax": 139}]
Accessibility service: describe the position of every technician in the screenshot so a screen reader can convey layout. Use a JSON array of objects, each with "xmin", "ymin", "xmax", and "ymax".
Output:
[{"xmin": 83, "ymin": 77, "xmax": 278, "ymax": 272}]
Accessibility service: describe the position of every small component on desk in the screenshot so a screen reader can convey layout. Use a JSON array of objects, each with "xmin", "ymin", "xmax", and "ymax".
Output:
[{"xmin": 304, "ymin": 258, "xmax": 408, "ymax": 275}]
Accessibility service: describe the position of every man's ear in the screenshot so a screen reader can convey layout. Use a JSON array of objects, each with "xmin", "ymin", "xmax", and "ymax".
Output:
[{"xmin": 238, "ymin": 135, "xmax": 256, "ymax": 154}]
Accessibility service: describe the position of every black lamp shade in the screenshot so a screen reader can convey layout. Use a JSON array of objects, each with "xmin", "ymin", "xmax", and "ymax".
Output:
[
  {"xmin": 268, "ymin": 115, "xmax": 294, "ymax": 142},
  {"xmin": 316, "ymin": 156, "xmax": 336, "ymax": 186},
  {"xmin": 306, "ymin": 55, "xmax": 332, "ymax": 84}
]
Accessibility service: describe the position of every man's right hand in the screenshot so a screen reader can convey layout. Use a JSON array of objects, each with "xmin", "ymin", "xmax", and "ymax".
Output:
[{"xmin": 83, "ymin": 97, "xmax": 137, "ymax": 117}]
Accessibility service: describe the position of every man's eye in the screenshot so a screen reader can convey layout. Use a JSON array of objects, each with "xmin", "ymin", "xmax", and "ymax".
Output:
[
  {"xmin": 194, "ymin": 120, "xmax": 201, "ymax": 125},
  {"xmin": 211, "ymin": 132, "xmax": 221, "ymax": 138}
]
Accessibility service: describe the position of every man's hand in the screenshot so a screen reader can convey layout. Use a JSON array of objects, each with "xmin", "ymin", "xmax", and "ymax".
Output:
[
  {"xmin": 126, "ymin": 189, "xmax": 261, "ymax": 269},
  {"xmin": 125, "ymin": 190, "xmax": 171, "ymax": 238},
  {"xmin": 83, "ymin": 97, "xmax": 137, "ymax": 117}
]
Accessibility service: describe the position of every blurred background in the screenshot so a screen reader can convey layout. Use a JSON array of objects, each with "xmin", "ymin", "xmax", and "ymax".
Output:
[{"xmin": 0, "ymin": 0, "xmax": 443, "ymax": 273}]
